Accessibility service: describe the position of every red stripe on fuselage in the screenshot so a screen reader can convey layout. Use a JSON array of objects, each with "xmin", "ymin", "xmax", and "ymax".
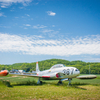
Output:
[{"xmin": 42, "ymin": 76, "xmax": 50, "ymax": 78}]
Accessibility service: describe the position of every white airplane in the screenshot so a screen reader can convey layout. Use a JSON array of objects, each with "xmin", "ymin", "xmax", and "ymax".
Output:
[{"xmin": 9, "ymin": 62, "xmax": 97, "ymax": 85}]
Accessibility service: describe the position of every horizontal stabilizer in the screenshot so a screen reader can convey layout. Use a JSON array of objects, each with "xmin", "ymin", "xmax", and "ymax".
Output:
[{"xmin": 76, "ymin": 75, "xmax": 97, "ymax": 79}]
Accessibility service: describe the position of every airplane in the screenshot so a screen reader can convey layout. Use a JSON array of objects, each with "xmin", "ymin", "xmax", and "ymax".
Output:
[
  {"xmin": 9, "ymin": 62, "xmax": 97, "ymax": 85},
  {"xmin": 0, "ymin": 70, "xmax": 9, "ymax": 76}
]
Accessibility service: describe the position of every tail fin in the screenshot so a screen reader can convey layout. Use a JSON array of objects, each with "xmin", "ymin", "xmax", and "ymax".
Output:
[{"xmin": 36, "ymin": 62, "xmax": 40, "ymax": 73}]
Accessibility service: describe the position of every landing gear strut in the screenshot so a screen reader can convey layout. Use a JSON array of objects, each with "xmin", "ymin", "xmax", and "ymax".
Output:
[
  {"xmin": 68, "ymin": 78, "xmax": 72, "ymax": 86},
  {"xmin": 58, "ymin": 80, "xmax": 63, "ymax": 85},
  {"xmin": 37, "ymin": 77, "xmax": 42, "ymax": 84}
]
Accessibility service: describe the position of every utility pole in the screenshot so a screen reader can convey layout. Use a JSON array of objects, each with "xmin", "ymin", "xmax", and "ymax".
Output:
[
  {"xmin": 43, "ymin": 66, "xmax": 44, "ymax": 70},
  {"xmin": 89, "ymin": 64, "xmax": 90, "ymax": 74}
]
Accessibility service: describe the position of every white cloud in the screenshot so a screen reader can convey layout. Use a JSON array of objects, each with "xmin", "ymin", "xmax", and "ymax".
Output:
[
  {"xmin": 41, "ymin": 29, "xmax": 53, "ymax": 33},
  {"xmin": 24, "ymin": 27, "xmax": 27, "ymax": 29},
  {"xmin": 0, "ymin": 0, "xmax": 32, "ymax": 8},
  {"xmin": 33, "ymin": 25, "xmax": 58, "ymax": 38},
  {"xmin": 15, "ymin": 17, "xmax": 19, "ymax": 18},
  {"xmin": 1, "ymin": 5, "xmax": 6, "ymax": 8},
  {"xmin": 52, "ymin": 25, "xmax": 55, "ymax": 27},
  {"xmin": 41, "ymin": 29, "xmax": 59, "ymax": 37},
  {"xmin": 33, "ymin": 2, "xmax": 39, "ymax": 5},
  {"xmin": 33, "ymin": 25, "xmax": 47, "ymax": 29},
  {"xmin": 19, "ymin": 7, "xmax": 24, "ymax": 9},
  {"xmin": 25, "ymin": 14, "xmax": 30, "ymax": 17},
  {"xmin": 24, "ymin": 24, "xmax": 31, "ymax": 26},
  {"xmin": 47, "ymin": 11, "xmax": 56, "ymax": 16},
  {"xmin": 0, "ymin": 12, "xmax": 6, "ymax": 17},
  {"xmin": 0, "ymin": 33, "xmax": 100, "ymax": 57},
  {"xmin": 0, "ymin": 12, "xmax": 3, "ymax": 16}
]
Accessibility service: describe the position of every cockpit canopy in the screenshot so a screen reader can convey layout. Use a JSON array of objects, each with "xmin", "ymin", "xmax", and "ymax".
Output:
[{"xmin": 50, "ymin": 64, "xmax": 66, "ymax": 69}]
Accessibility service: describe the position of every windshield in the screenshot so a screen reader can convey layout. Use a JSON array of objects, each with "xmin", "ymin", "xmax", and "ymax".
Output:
[
  {"xmin": 51, "ymin": 64, "xmax": 65, "ymax": 69},
  {"xmin": 63, "ymin": 64, "xmax": 66, "ymax": 67},
  {"xmin": 75, "ymin": 69, "xmax": 79, "ymax": 71}
]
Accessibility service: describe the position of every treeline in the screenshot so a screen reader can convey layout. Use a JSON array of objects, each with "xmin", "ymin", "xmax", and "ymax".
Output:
[{"xmin": 0, "ymin": 59, "xmax": 100, "ymax": 74}]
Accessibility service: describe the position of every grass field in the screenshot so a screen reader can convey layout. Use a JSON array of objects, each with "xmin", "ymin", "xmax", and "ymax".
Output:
[{"xmin": 0, "ymin": 75, "xmax": 100, "ymax": 100}]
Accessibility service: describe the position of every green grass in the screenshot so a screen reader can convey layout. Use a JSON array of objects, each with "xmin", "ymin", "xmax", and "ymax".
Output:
[
  {"xmin": 0, "ymin": 75, "xmax": 100, "ymax": 100},
  {"xmin": 0, "ymin": 81, "xmax": 6, "ymax": 87}
]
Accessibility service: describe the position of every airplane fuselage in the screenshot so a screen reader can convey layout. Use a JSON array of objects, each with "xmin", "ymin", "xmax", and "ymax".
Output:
[{"xmin": 37, "ymin": 65, "xmax": 80, "ymax": 80}]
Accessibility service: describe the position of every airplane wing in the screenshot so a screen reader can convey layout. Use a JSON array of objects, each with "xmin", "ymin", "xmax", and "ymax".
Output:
[
  {"xmin": 9, "ymin": 72, "xmax": 65, "ymax": 78},
  {"xmin": 76, "ymin": 75, "xmax": 97, "ymax": 79},
  {"xmin": 9, "ymin": 72, "xmax": 41, "ymax": 77},
  {"xmin": 9, "ymin": 72, "xmax": 52, "ymax": 78}
]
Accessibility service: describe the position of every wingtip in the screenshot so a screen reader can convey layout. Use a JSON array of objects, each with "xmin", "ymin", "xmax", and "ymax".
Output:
[{"xmin": 76, "ymin": 75, "xmax": 97, "ymax": 79}]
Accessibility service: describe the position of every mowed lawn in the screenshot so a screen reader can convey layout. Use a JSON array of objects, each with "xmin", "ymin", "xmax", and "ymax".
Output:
[{"xmin": 0, "ymin": 75, "xmax": 100, "ymax": 100}]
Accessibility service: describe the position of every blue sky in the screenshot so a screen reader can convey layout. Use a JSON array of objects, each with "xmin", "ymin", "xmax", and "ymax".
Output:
[{"xmin": 0, "ymin": 0, "xmax": 100, "ymax": 64}]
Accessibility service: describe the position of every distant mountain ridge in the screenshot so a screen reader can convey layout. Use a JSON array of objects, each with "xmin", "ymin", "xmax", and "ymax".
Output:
[{"xmin": 0, "ymin": 59, "xmax": 100, "ymax": 74}]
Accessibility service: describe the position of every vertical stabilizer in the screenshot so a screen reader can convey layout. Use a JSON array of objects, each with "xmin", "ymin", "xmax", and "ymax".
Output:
[{"xmin": 36, "ymin": 62, "xmax": 40, "ymax": 72}]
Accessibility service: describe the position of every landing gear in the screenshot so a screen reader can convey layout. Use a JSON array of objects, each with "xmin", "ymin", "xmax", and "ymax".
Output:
[
  {"xmin": 68, "ymin": 78, "xmax": 72, "ymax": 86},
  {"xmin": 37, "ymin": 78, "xmax": 42, "ymax": 84},
  {"xmin": 58, "ymin": 80, "xmax": 63, "ymax": 85}
]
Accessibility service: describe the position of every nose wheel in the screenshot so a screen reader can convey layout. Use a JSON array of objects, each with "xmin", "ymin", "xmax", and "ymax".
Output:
[{"xmin": 68, "ymin": 79, "xmax": 72, "ymax": 86}]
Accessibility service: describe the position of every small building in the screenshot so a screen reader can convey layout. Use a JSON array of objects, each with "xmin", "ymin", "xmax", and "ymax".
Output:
[{"xmin": 18, "ymin": 70, "xmax": 25, "ymax": 73}]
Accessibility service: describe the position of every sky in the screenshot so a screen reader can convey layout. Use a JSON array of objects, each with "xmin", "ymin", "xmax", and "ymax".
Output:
[{"xmin": 0, "ymin": 0, "xmax": 100, "ymax": 64}]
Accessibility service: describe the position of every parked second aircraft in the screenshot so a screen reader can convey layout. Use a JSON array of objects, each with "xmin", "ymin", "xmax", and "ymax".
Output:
[{"xmin": 0, "ymin": 70, "xmax": 8, "ymax": 76}]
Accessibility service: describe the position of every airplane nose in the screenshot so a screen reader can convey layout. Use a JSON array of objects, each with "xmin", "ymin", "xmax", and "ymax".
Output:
[
  {"xmin": 75, "ymin": 68, "xmax": 80, "ymax": 75},
  {"xmin": 78, "ymin": 71, "xmax": 80, "ymax": 75},
  {"xmin": 75, "ymin": 70, "xmax": 80, "ymax": 76}
]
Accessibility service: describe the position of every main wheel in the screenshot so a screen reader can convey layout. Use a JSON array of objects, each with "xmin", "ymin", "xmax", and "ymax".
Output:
[{"xmin": 58, "ymin": 80, "xmax": 62, "ymax": 84}]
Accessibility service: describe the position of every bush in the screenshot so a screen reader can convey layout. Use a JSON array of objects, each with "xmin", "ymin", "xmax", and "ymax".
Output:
[{"xmin": 1, "ymin": 80, "xmax": 12, "ymax": 87}]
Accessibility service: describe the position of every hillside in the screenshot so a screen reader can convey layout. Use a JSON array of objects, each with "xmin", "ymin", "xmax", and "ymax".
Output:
[{"xmin": 0, "ymin": 59, "xmax": 100, "ymax": 74}]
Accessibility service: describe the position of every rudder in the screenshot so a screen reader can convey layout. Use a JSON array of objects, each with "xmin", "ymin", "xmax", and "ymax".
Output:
[{"xmin": 36, "ymin": 62, "xmax": 40, "ymax": 72}]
